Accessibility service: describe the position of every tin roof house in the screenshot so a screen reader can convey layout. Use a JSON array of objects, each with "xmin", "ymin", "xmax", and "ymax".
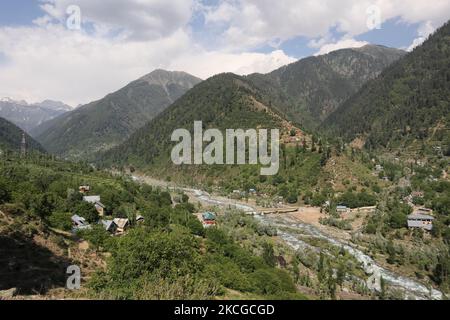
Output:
[
  {"xmin": 113, "ymin": 218, "xmax": 130, "ymax": 233},
  {"xmin": 336, "ymin": 205, "xmax": 350, "ymax": 214},
  {"xmin": 100, "ymin": 220, "xmax": 118, "ymax": 234},
  {"xmin": 71, "ymin": 215, "xmax": 91, "ymax": 232},
  {"xmin": 407, "ymin": 213, "xmax": 434, "ymax": 231},
  {"xmin": 202, "ymin": 212, "xmax": 216, "ymax": 228}
]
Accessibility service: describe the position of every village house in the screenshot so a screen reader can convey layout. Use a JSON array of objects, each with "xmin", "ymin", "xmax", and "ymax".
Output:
[
  {"xmin": 407, "ymin": 212, "xmax": 434, "ymax": 231},
  {"xmin": 100, "ymin": 220, "xmax": 118, "ymax": 234},
  {"xmin": 202, "ymin": 212, "xmax": 216, "ymax": 228},
  {"xmin": 79, "ymin": 185, "xmax": 91, "ymax": 194},
  {"xmin": 71, "ymin": 215, "xmax": 91, "ymax": 232},
  {"xmin": 83, "ymin": 195, "xmax": 106, "ymax": 216},
  {"xmin": 113, "ymin": 218, "xmax": 130, "ymax": 233},
  {"xmin": 336, "ymin": 205, "xmax": 351, "ymax": 214},
  {"xmin": 136, "ymin": 215, "xmax": 145, "ymax": 224}
]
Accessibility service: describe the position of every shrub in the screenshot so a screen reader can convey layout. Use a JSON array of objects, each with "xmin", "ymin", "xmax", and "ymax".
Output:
[{"xmin": 48, "ymin": 211, "xmax": 72, "ymax": 231}]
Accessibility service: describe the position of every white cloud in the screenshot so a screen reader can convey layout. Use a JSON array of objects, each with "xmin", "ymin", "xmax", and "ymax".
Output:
[
  {"xmin": 39, "ymin": 0, "xmax": 195, "ymax": 41},
  {"xmin": 0, "ymin": 23, "xmax": 294, "ymax": 106},
  {"xmin": 407, "ymin": 21, "xmax": 435, "ymax": 51},
  {"xmin": 203, "ymin": 0, "xmax": 450, "ymax": 51},
  {"xmin": 171, "ymin": 49, "xmax": 296, "ymax": 78},
  {"xmin": 1, "ymin": 1, "xmax": 450, "ymax": 106},
  {"xmin": 315, "ymin": 38, "xmax": 369, "ymax": 56}
]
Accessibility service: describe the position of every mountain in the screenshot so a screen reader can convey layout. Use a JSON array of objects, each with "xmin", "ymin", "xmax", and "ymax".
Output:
[
  {"xmin": 32, "ymin": 70, "xmax": 202, "ymax": 159},
  {"xmin": 99, "ymin": 73, "xmax": 286, "ymax": 168},
  {"xmin": 34, "ymin": 100, "xmax": 73, "ymax": 112},
  {"xmin": 247, "ymin": 45, "xmax": 406, "ymax": 130},
  {"xmin": 323, "ymin": 21, "xmax": 450, "ymax": 152},
  {"xmin": 0, "ymin": 116, "xmax": 45, "ymax": 153},
  {"xmin": 0, "ymin": 98, "xmax": 72, "ymax": 132}
]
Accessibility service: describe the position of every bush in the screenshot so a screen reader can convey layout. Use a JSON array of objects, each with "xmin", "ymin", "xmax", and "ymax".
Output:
[
  {"xmin": 79, "ymin": 224, "xmax": 112, "ymax": 251},
  {"xmin": 0, "ymin": 178, "xmax": 11, "ymax": 204},
  {"xmin": 48, "ymin": 211, "xmax": 72, "ymax": 231},
  {"xmin": 74, "ymin": 201, "xmax": 100, "ymax": 224},
  {"xmin": 249, "ymin": 269, "xmax": 296, "ymax": 295}
]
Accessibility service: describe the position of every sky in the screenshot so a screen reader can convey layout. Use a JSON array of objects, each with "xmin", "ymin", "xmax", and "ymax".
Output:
[{"xmin": 0, "ymin": 0, "xmax": 449, "ymax": 107}]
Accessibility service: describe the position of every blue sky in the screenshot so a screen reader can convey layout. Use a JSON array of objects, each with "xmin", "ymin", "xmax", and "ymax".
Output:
[
  {"xmin": 0, "ymin": 1, "xmax": 42, "ymax": 27},
  {"xmin": 0, "ymin": 1, "xmax": 448, "ymax": 105}
]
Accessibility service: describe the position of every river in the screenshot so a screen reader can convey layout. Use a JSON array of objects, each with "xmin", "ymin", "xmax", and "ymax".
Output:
[{"xmin": 132, "ymin": 175, "xmax": 444, "ymax": 300}]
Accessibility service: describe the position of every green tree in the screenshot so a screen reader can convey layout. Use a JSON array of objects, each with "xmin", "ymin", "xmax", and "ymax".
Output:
[
  {"xmin": 75, "ymin": 201, "xmax": 99, "ymax": 223},
  {"xmin": 262, "ymin": 242, "xmax": 276, "ymax": 268}
]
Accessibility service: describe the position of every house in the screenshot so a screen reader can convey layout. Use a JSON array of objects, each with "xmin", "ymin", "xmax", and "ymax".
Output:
[
  {"xmin": 407, "ymin": 213, "xmax": 434, "ymax": 231},
  {"xmin": 83, "ymin": 195, "xmax": 100, "ymax": 204},
  {"xmin": 100, "ymin": 220, "xmax": 117, "ymax": 234},
  {"xmin": 79, "ymin": 185, "xmax": 91, "ymax": 194},
  {"xmin": 94, "ymin": 202, "xmax": 106, "ymax": 216},
  {"xmin": 202, "ymin": 212, "xmax": 216, "ymax": 227},
  {"xmin": 336, "ymin": 206, "xmax": 350, "ymax": 214},
  {"xmin": 113, "ymin": 218, "xmax": 130, "ymax": 233},
  {"xmin": 83, "ymin": 196, "xmax": 106, "ymax": 216},
  {"xmin": 136, "ymin": 215, "xmax": 145, "ymax": 224},
  {"xmin": 71, "ymin": 215, "xmax": 91, "ymax": 232}
]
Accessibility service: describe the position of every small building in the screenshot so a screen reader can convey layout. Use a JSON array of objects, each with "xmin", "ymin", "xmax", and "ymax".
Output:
[
  {"xmin": 136, "ymin": 215, "xmax": 145, "ymax": 224},
  {"xmin": 202, "ymin": 212, "xmax": 216, "ymax": 227},
  {"xmin": 79, "ymin": 185, "xmax": 91, "ymax": 194},
  {"xmin": 336, "ymin": 205, "xmax": 350, "ymax": 214},
  {"xmin": 94, "ymin": 202, "xmax": 106, "ymax": 216},
  {"xmin": 375, "ymin": 165, "xmax": 384, "ymax": 172},
  {"xmin": 83, "ymin": 195, "xmax": 100, "ymax": 204},
  {"xmin": 113, "ymin": 218, "xmax": 130, "ymax": 233},
  {"xmin": 407, "ymin": 213, "xmax": 434, "ymax": 231},
  {"xmin": 71, "ymin": 215, "xmax": 91, "ymax": 232},
  {"xmin": 100, "ymin": 220, "xmax": 118, "ymax": 234}
]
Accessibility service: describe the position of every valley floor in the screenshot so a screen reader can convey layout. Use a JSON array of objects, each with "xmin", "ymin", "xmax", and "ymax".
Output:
[{"xmin": 131, "ymin": 173, "xmax": 445, "ymax": 300}]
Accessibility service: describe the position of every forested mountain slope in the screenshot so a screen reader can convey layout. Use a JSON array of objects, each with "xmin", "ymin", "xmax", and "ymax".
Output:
[
  {"xmin": 33, "ymin": 70, "xmax": 202, "ymax": 159},
  {"xmin": 0, "ymin": 117, "xmax": 45, "ymax": 153},
  {"xmin": 248, "ymin": 45, "xmax": 405, "ymax": 130},
  {"xmin": 323, "ymin": 21, "xmax": 450, "ymax": 152}
]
